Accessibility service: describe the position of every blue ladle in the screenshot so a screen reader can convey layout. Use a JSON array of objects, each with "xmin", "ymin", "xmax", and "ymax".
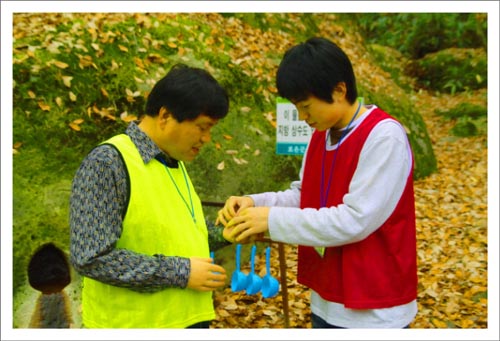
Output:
[
  {"xmin": 246, "ymin": 244, "xmax": 262, "ymax": 295},
  {"xmin": 231, "ymin": 244, "xmax": 247, "ymax": 292},
  {"xmin": 261, "ymin": 246, "xmax": 280, "ymax": 298}
]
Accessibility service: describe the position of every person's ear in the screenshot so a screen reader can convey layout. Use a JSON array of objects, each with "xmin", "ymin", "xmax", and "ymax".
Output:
[
  {"xmin": 158, "ymin": 107, "xmax": 174, "ymax": 127},
  {"xmin": 158, "ymin": 107, "xmax": 170, "ymax": 120},
  {"xmin": 157, "ymin": 107, "xmax": 175, "ymax": 129},
  {"xmin": 332, "ymin": 82, "xmax": 347, "ymax": 102}
]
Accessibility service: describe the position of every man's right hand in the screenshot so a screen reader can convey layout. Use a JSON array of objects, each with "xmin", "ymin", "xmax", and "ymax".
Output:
[{"xmin": 186, "ymin": 257, "xmax": 227, "ymax": 292}]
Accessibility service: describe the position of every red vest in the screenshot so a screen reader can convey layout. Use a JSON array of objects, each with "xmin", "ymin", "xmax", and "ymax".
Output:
[{"xmin": 297, "ymin": 108, "xmax": 418, "ymax": 309}]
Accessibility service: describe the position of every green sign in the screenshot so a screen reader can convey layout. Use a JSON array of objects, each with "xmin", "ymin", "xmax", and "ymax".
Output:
[
  {"xmin": 275, "ymin": 97, "xmax": 313, "ymax": 155},
  {"xmin": 275, "ymin": 97, "xmax": 364, "ymax": 155}
]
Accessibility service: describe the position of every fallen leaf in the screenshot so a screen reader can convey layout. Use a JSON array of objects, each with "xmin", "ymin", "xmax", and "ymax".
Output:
[
  {"xmin": 223, "ymin": 303, "xmax": 238, "ymax": 311},
  {"xmin": 218, "ymin": 310, "xmax": 230, "ymax": 317},
  {"xmin": 37, "ymin": 101, "xmax": 50, "ymax": 111},
  {"xmin": 431, "ymin": 318, "xmax": 448, "ymax": 328},
  {"xmin": 125, "ymin": 88, "xmax": 141, "ymax": 97},
  {"xmin": 111, "ymin": 59, "xmax": 119, "ymax": 70},
  {"xmin": 120, "ymin": 111, "xmax": 137, "ymax": 122},
  {"xmin": 62, "ymin": 76, "xmax": 73, "ymax": 88},
  {"xmin": 69, "ymin": 122, "xmax": 81, "ymax": 131},
  {"xmin": 134, "ymin": 57, "xmax": 145, "ymax": 69},
  {"xmin": 100, "ymin": 87, "xmax": 109, "ymax": 98},
  {"xmin": 267, "ymin": 85, "xmax": 277, "ymax": 93},
  {"xmin": 52, "ymin": 60, "xmax": 69, "ymax": 69},
  {"xmin": 233, "ymin": 157, "xmax": 248, "ymax": 165},
  {"xmin": 78, "ymin": 54, "xmax": 96, "ymax": 69}
]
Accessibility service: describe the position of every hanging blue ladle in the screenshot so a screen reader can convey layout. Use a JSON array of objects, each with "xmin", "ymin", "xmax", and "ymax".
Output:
[
  {"xmin": 246, "ymin": 244, "xmax": 262, "ymax": 295},
  {"xmin": 231, "ymin": 244, "xmax": 248, "ymax": 292},
  {"xmin": 261, "ymin": 246, "xmax": 280, "ymax": 298}
]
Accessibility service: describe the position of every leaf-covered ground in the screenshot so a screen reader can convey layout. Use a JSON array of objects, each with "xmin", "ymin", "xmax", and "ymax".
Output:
[
  {"xmin": 211, "ymin": 88, "xmax": 488, "ymax": 329},
  {"xmin": 10, "ymin": 12, "xmax": 488, "ymax": 330}
]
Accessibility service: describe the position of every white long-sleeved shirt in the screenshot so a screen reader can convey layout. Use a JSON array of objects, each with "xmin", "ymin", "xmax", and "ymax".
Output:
[{"xmin": 249, "ymin": 105, "xmax": 417, "ymax": 328}]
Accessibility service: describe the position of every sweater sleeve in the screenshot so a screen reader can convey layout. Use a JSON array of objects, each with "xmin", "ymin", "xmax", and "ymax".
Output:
[
  {"xmin": 261, "ymin": 120, "xmax": 412, "ymax": 247},
  {"xmin": 69, "ymin": 145, "xmax": 190, "ymax": 292}
]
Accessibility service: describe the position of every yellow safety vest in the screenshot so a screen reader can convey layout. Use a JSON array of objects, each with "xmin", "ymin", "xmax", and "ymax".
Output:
[{"xmin": 82, "ymin": 134, "xmax": 214, "ymax": 328}]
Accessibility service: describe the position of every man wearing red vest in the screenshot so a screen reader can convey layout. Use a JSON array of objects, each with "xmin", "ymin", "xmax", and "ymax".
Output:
[{"xmin": 218, "ymin": 37, "xmax": 418, "ymax": 328}]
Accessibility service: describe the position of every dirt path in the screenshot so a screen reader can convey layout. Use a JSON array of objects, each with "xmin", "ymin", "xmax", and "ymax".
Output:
[
  {"xmin": 212, "ymin": 88, "xmax": 489, "ymax": 329},
  {"xmin": 409, "ymin": 89, "xmax": 488, "ymax": 328}
]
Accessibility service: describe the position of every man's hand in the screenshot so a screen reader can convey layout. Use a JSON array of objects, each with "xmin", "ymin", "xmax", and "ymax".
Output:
[
  {"xmin": 216, "ymin": 196, "xmax": 255, "ymax": 227},
  {"xmin": 223, "ymin": 222, "xmax": 264, "ymax": 244},
  {"xmin": 225, "ymin": 207, "xmax": 270, "ymax": 243},
  {"xmin": 186, "ymin": 257, "xmax": 227, "ymax": 291}
]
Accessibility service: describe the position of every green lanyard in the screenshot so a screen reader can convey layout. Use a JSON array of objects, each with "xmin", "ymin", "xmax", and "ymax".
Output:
[{"xmin": 159, "ymin": 158, "xmax": 196, "ymax": 223}]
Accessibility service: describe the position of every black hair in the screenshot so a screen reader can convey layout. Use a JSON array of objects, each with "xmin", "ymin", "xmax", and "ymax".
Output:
[
  {"xmin": 28, "ymin": 243, "xmax": 71, "ymax": 294},
  {"xmin": 276, "ymin": 37, "xmax": 358, "ymax": 104},
  {"xmin": 145, "ymin": 63, "xmax": 229, "ymax": 121}
]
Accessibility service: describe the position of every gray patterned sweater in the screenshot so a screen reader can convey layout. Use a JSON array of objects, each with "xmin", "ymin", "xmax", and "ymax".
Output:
[{"xmin": 69, "ymin": 122, "xmax": 230, "ymax": 293}]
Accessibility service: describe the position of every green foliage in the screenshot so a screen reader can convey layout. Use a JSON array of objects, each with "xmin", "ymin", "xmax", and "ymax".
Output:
[
  {"xmin": 367, "ymin": 44, "xmax": 414, "ymax": 92},
  {"xmin": 352, "ymin": 13, "xmax": 487, "ymax": 95},
  {"xmin": 359, "ymin": 85, "xmax": 438, "ymax": 179},
  {"xmin": 221, "ymin": 13, "xmax": 319, "ymax": 41},
  {"xmin": 450, "ymin": 117, "xmax": 478, "ymax": 137},
  {"xmin": 353, "ymin": 13, "xmax": 487, "ymax": 59},
  {"xmin": 13, "ymin": 150, "xmax": 72, "ymax": 296},
  {"xmin": 189, "ymin": 103, "xmax": 303, "ymax": 202},
  {"xmin": 435, "ymin": 102, "xmax": 487, "ymax": 119},
  {"xmin": 435, "ymin": 103, "xmax": 487, "ymax": 137},
  {"xmin": 405, "ymin": 48, "xmax": 487, "ymax": 94}
]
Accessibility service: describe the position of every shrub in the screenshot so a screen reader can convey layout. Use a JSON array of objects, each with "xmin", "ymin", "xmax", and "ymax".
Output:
[
  {"xmin": 353, "ymin": 13, "xmax": 487, "ymax": 59},
  {"xmin": 435, "ymin": 103, "xmax": 487, "ymax": 137},
  {"xmin": 435, "ymin": 102, "xmax": 487, "ymax": 119},
  {"xmin": 405, "ymin": 48, "xmax": 486, "ymax": 94}
]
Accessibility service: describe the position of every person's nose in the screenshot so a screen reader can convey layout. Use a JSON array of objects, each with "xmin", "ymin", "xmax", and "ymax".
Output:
[
  {"xmin": 200, "ymin": 130, "xmax": 211, "ymax": 143},
  {"xmin": 298, "ymin": 108, "xmax": 309, "ymax": 121}
]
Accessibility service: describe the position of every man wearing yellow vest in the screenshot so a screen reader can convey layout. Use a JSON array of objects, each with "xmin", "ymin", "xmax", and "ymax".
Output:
[{"xmin": 69, "ymin": 63, "xmax": 231, "ymax": 328}]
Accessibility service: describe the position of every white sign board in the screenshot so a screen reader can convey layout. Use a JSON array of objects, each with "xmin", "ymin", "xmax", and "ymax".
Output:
[{"xmin": 276, "ymin": 97, "xmax": 314, "ymax": 155}]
